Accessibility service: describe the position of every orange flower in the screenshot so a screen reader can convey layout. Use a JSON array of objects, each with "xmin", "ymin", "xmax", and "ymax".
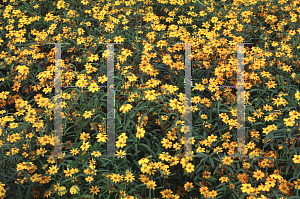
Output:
[
  {"xmin": 237, "ymin": 173, "xmax": 249, "ymax": 183},
  {"xmin": 146, "ymin": 180, "xmax": 157, "ymax": 190},
  {"xmin": 184, "ymin": 182, "xmax": 194, "ymax": 192},
  {"xmin": 253, "ymin": 169, "xmax": 265, "ymax": 180},
  {"xmin": 199, "ymin": 186, "xmax": 209, "ymax": 197},
  {"xmin": 222, "ymin": 156, "xmax": 233, "ymax": 166},
  {"xmin": 160, "ymin": 189, "xmax": 173, "ymax": 198}
]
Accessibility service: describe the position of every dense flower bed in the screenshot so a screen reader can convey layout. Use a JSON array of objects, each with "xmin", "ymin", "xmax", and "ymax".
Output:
[{"xmin": 0, "ymin": 0, "xmax": 300, "ymax": 198}]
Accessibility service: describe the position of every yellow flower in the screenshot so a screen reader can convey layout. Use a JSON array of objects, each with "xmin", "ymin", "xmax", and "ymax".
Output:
[
  {"xmin": 146, "ymin": 180, "xmax": 157, "ymax": 190},
  {"xmin": 80, "ymin": 132, "xmax": 90, "ymax": 142},
  {"xmin": 76, "ymin": 36, "xmax": 86, "ymax": 45},
  {"xmin": 209, "ymin": 190, "xmax": 218, "ymax": 198},
  {"xmin": 57, "ymin": 186, "xmax": 67, "ymax": 196},
  {"xmin": 161, "ymin": 138, "xmax": 172, "ymax": 149},
  {"xmin": 293, "ymin": 155, "xmax": 300, "ymax": 164},
  {"xmin": 114, "ymin": 36, "xmax": 125, "ymax": 43},
  {"xmin": 0, "ymin": 185, "xmax": 6, "ymax": 197},
  {"xmin": 265, "ymin": 80, "xmax": 277, "ymax": 89},
  {"xmin": 144, "ymin": 90, "xmax": 158, "ymax": 101},
  {"xmin": 96, "ymin": 133, "xmax": 107, "ymax": 143},
  {"xmin": 81, "ymin": 0, "xmax": 89, "ymax": 5},
  {"xmin": 118, "ymin": 133, "xmax": 128, "ymax": 140},
  {"xmin": 116, "ymin": 149, "xmax": 126, "ymax": 158},
  {"xmin": 98, "ymin": 75, "xmax": 108, "ymax": 84},
  {"xmin": 138, "ymin": 158, "xmax": 150, "ymax": 165},
  {"xmin": 44, "ymin": 13, "xmax": 54, "ymax": 22},
  {"xmin": 57, "ymin": 0, "xmax": 65, "ymax": 9},
  {"xmin": 222, "ymin": 156, "xmax": 233, "ymax": 166},
  {"xmin": 77, "ymin": 28, "xmax": 85, "ymax": 35},
  {"xmin": 87, "ymin": 54, "xmax": 99, "ymax": 62},
  {"xmin": 136, "ymin": 126, "xmax": 145, "ymax": 139},
  {"xmin": 202, "ymin": 170, "xmax": 211, "ymax": 179},
  {"xmin": 64, "ymin": 167, "xmax": 74, "ymax": 177},
  {"xmin": 91, "ymin": 151, "xmax": 101, "ymax": 157},
  {"xmin": 199, "ymin": 186, "xmax": 209, "ymax": 197},
  {"xmin": 85, "ymin": 176, "xmax": 94, "ymax": 183},
  {"xmin": 196, "ymin": 146, "xmax": 205, "ymax": 153},
  {"xmin": 241, "ymin": 183, "xmax": 255, "ymax": 194},
  {"xmin": 289, "ymin": 110, "xmax": 300, "ymax": 120},
  {"xmin": 269, "ymin": 173, "xmax": 283, "ymax": 180},
  {"xmin": 0, "ymin": 91, "xmax": 9, "ymax": 100},
  {"xmin": 116, "ymin": 139, "xmax": 126, "ymax": 148},
  {"xmin": 119, "ymin": 104, "xmax": 132, "ymax": 113},
  {"xmin": 169, "ymin": 98, "xmax": 182, "ymax": 110},
  {"xmin": 124, "ymin": 171, "xmax": 135, "ymax": 183},
  {"xmin": 219, "ymin": 176, "xmax": 229, "ymax": 183},
  {"xmin": 33, "ymin": 4, "xmax": 39, "ymax": 9},
  {"xmin": 295, "ymin": 91, "xmax": 300, "ymax": 101},
  {"xmin": 80, "ymin": 141, "xmax": 91, "ymax": 151},
  {"xmin": 184, "ymin": 182, "xmax": 194, "ymax": 192},
  {"xmin": 89, "ymin": 185, "xmax": 100, "ymax": 195},
  {"xmin": 88, "ymin": 83, "xmax": 100, "ymax": 93},
  {"xmin": 70, "ymin": 148, "xmax": 80, "ymax": 155},
  {"xmin": 283, "ymin": 117, "xmax": 295, "ymax": 127},
  {"xmin": 253, "ymin": 169, "xmax": 265, "ymax": 180},
  {"xmin": 83, "ymin": 111, "xmax": 93, "ymax": 119},
  {"xmin": 258, "ymin": 195, "xmax": 268, "ymax": 199},
  {"xmin": 42, "ymin": 86, "xmax": 52, "ymax": 94},
  {"xmin": 160, "ymin": 189, "xmax": 173, "ymax": 198},
  {"xmin": 293, "ymin": 179, "xmax": 300, "ymax": 189},
  {"xmin": 70, "ymin": 185, "xmax": 80, "ymax": 194},
  {"xmin": 111, "ymin": 173, "xmax": 123, "ymax": 183},
  {"xmin": 211, "ymin": 16, "xmax": 218, "ymax": 23},
  {"xmin": 185, "ymin": 163, "xmax": 195, "ymax": 173},
  {"xmin": 36, "ymin": 147, "xmax": 47, "ymax": 156}
]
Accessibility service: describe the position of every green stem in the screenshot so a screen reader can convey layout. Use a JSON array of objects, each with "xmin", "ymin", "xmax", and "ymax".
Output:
[{"xmin": 148, "ymin": 101, "xmax": 151, "ymax": 113}]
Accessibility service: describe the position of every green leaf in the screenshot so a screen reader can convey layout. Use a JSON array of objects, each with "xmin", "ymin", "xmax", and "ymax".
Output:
[
  {"xmin": 17, "ymin": 184, "xmax": 23, "ymax": 199},
  {"xmin": 116, "ymin": 112, "xmax": 122, "ymax": 125},
  {"xmin": 263, "ymin": 131, "xmax": 275, "ymax": 148},
  {"xmin": 123, "ymin": 116, "xmax": 131, "ymax": 131},
  {"xmin": 138, "ymin": 143, "xmax": 154, "ymax": 155},
  {"xmin": 282, "ymin": 107, "xmax": 296, "ymax": 112},
  {"xmin": 252, "ymin": 122, "xmax": 264, "ymax": 126},
  {"xmin": 192, "ymin": 0, "xmax": 204, "ymax": 5},
  {"xmin": 238, "ymin": 193, "xmax": 248, "ymax": 199},
  {"xmin": 208, "ymin": 157, "xmax": 215, "ymax": 169},
  {"xmin": 129, "ymin": 109, "xmax": 136, "ymax": 120},
  {"xmin": 0, "ymin": 172, "xmax": 26, "ymax": 190}
]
